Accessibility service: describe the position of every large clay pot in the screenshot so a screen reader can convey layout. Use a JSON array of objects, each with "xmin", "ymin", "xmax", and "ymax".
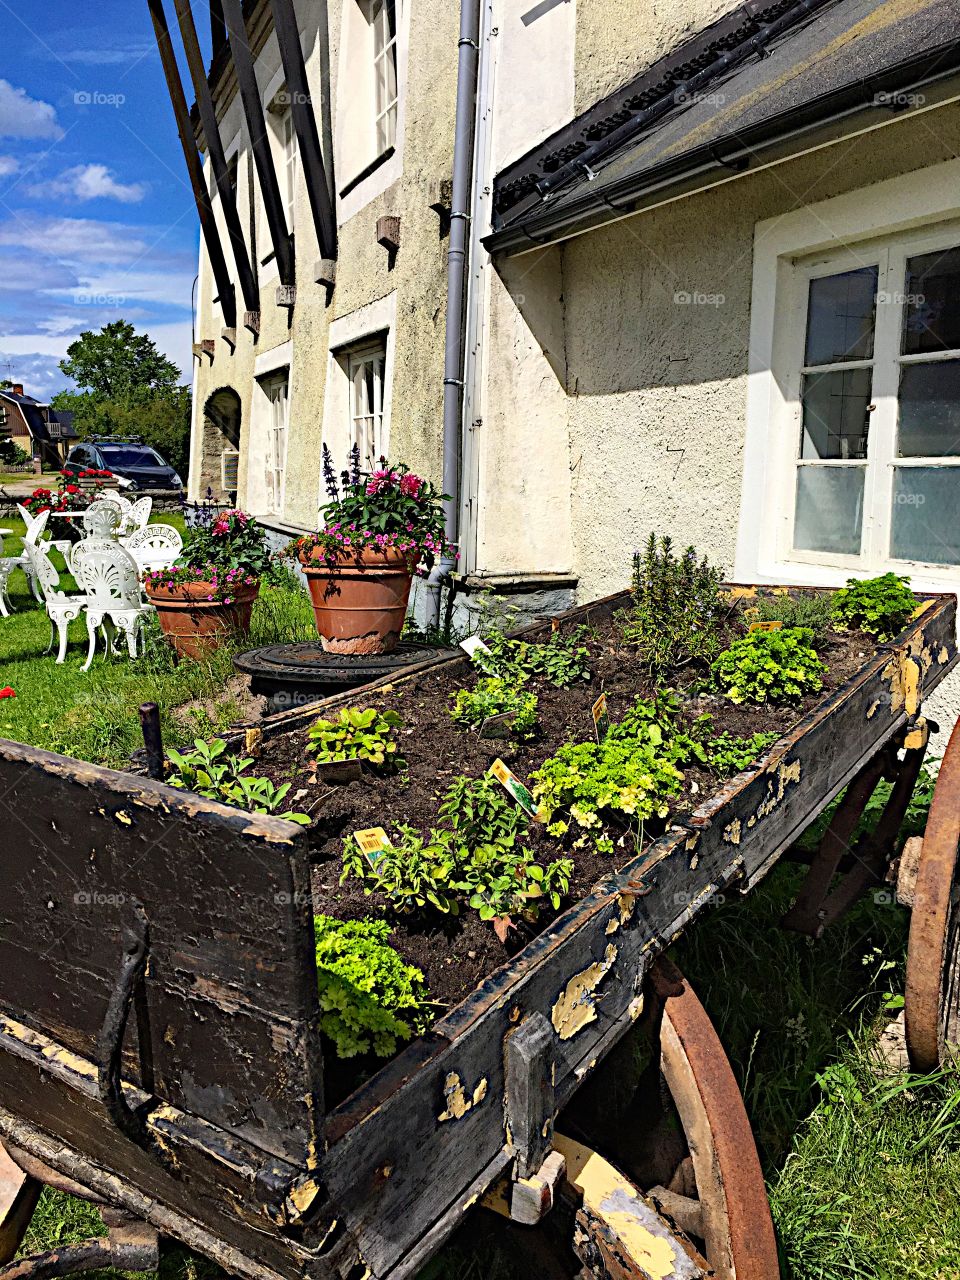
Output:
[
  {"xmin": 300, "ymin": 546, "xmax": 413, "ymax": 654},
  {"xmin": 145, "ymin": 578, "xmax": 260, "ymax": 661}
]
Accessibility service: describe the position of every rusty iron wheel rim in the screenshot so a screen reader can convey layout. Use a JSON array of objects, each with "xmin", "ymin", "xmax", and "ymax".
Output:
[
  {"xmin": 905, "ymin": 720, "xmax": 960, "ymax": 1071},
  {"xmin": 651, "ymin": 956, "xmax": 780, "ymax": 1280}
]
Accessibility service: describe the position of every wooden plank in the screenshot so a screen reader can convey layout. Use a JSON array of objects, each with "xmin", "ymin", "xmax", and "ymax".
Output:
[
  {"xmin": 147, "ymin": 0, "xmax": 237, "ymax": 329},
  {"xmin": 504, "ymin": 1013, "xmax": 555, "ymax": 1178},
  {"xmin": 269, "ymin": 0, "xmax": 337, "ymax": 262},
  {"xmin": 222, "ymin": 0, "xmax": 295, "ymax": 286},
  {"xmin": 0, "ymin": 741, "xmax": 323, "ymax": 1166},
  {"xmin": 174, "ymin": 0, "xmax": 259, "ymax": 312}
]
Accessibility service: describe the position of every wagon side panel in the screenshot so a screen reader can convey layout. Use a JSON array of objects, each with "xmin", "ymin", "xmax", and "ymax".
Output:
[{"xmin": 0, "ymin": 742, "xmax": 323, "ymax": 1166}]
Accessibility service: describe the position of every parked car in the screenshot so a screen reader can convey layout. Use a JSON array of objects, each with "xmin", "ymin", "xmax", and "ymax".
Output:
[{"xmin": 64, "ymin": 440, "xmax": 183, "ymax": 493}]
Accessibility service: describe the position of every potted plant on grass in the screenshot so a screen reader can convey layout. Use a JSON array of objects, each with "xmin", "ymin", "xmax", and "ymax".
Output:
[
  {"xmin": 292, "ymin": 447, "xmax": 452, "ymax": 654},
  {"xmin": 144, "ymin": 509, "xmax": 272, "ymax": 660}
]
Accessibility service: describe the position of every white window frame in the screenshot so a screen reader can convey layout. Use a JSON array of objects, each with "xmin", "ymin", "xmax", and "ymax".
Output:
[
  {"xmin": 335, "ymin": 0, "xmax": 410, "ymax": 222},
  {"xmin": 736, "ymin": 157, "xmax": 960, "ymax": 593},
  {"xmin": 255, "ymin": 367, "xmax": 290, "ymax": 518},
  {"xmin": 347, "ymin": 339, "xmax": 388, "ymax": 468},
  {"xmin": 371, "ymin": 0, "xmax": 398, "ymax": 156}
]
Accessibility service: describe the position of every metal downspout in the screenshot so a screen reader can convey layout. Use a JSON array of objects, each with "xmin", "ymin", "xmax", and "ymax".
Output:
[{"xmin": 427, "ymin": 0, "xmax": 482, "ymax": 628}]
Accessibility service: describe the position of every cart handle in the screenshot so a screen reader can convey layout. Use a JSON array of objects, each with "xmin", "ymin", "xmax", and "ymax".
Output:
[{"xmin": 96, "ymin": 905, "xmax": 154, "ymax": 1153}]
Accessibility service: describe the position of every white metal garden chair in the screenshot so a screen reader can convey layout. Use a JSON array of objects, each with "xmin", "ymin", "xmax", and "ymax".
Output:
[
  {"xmin": 81, "ymin": 499, "xmax": 124, "ymax": 540},
  {"xmin": 122, "ymin": 523, "xmax": 183, "ymax": 572},
  {"xmin": 0, "ymin": 509, "xmax": 54, "ymax": 616},
  {"xmin": 23, "ymin": 539, "xmax": 87, "ymax": 663},
  {"xmin": 71, "ymin": 539, "xmax": 153, "ymax": 671}
]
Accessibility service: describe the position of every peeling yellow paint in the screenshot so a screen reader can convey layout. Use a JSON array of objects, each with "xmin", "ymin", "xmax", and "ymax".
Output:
[
  {"xmin": 629, "ymin": 995, "xmax": 645, "ymax": 1021},
  {"xmin": 379, "ymin": 1165, "xmax": 393, "ymax": 1180},
  {"xmin": 542, "ymin": 1119, "xmax": 551, "ymax": 1138},
  {"xmin": 910, "ymin": 600, "xmax": 935, "ymax": 621},
  {"xmin": 904, "ymin": 718, "xmax": 929, "ymax": 751},
  {"xmin": 284, "ymin": 1177, "xmax": 324, "ymax": 1221},
  {"xmin": 940, "ymin": 646, "xmax": 951, "ymax": 665},
  {"xmin": 554, "ymin": 1134, "xmax": 684, "ymax": 1280},
  {"xmin": 724, "ymin": 817, "xmax": 742, "ymax": 845},
  {"xmin": 618, "ymin": 891, "xmax": 638, "ymax": 927},
  {"xmin": 438, "ymin": 1072, "xmax": 489, "ymax": 1122},
  {"xmin": 867, "ymin": 700, "xmax": 880, "ymax": 719},
  {"xmin": 463, "ymin": 1193, "xmax": 479, "ymax": 1210},
  {"xmin": 605, "ymin": 917, "xmax": 619, "ymax": 936},
  {"xmin": 884, "ymin": 652, "xmax": 922, "ymax": 718},
  {"xmin": 551, "ymin": 945, "xmax": 618, "ymax": 1040}
]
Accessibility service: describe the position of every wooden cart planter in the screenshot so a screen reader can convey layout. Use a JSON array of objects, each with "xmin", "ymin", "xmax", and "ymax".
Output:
[{"xmin": 0, "ymin": 586, "xmax": 956, "ymax": 1280}]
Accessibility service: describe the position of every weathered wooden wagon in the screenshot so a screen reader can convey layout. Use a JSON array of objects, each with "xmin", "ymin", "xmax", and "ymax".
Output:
[{"xmin": 0, "ymin": 586, "xmax": 957, "ymax": 1280}]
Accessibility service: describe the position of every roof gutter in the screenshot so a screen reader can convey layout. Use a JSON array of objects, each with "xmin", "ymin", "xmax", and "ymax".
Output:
[
  {"xmin": 427, "ymin": 0, "xmax": 482, "ymax": 628},
  {"xmin": 485, "ymin": 55, "xmax": 960, "ymax": 256}
]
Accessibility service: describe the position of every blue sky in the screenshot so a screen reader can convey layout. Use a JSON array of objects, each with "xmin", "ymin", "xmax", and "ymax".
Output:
[{"xmin": 0, "ymin": 1, "xmax": 204, "ymax": 399}]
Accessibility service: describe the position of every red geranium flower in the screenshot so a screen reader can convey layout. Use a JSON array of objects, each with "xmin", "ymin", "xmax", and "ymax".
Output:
[
  {"xmin": 65, "ymin": 484, "xmax": 79, "ymax": 495},
  {"xmin": 0, "ymin": 687, "xmax": 15, "ymax": 699}
]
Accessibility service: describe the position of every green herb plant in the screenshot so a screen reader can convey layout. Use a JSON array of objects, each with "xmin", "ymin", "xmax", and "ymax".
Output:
[
  {"xmin": 699, "ymin": 728, "xmax": 780, "ymax": 776},
  {"xmin": 752, "ymin": 591, "xmax": 835, "ymax": 641},
  {"xmin": 710, "ymin": 628, "xmax": 825, "ymax": 705},
  {"xmin": 307, "ymin": 706, "xmax": 403, "ymax": 766},
  {"xmin": 830, "ymin": 572, "xmax": 919, "ymax": 641},
  {"xmin": 342, "ymin": 775, "xmax": 572, "ymax": 932},
  {"xmin": 531, "ymin": 692, "xmax": 695, "ymax": 850},
  {"xmin": 165, "ymin": 738, "xmax": 310, "ymax": 824},
  {"xmin": 617, "ymin": 534, "xmax": 727, "ymax": 673},
  {"xmin": 313, "ymin": 915, "xmax": 432, "ymax": 1059},
  {"xmin": 472, "ymin": 625, "xmax": 591, "ymax": 688},
  {"xmin": 450, "ymin": 677, "xmax": 538, "ymax": 737}
]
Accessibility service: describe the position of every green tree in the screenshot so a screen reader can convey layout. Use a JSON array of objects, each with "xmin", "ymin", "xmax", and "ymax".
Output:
[
  {"xmin": 58, "ymin": 321, "xmax": 181, "ymax": 399},
  {"xmin": 53, "ymin": 322, "xmax": 192, "ymax": 480}
]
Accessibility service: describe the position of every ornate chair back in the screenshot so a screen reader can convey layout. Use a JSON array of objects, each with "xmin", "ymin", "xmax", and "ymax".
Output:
[
  {"xmin": 81, "ymin": 500, "xmax": 124, "ymax": 539},
  {"xmin": 124, "ymin": 496, "xmax": 153, "ymax": 535},
  {"xmin": 72, "ymin": 540, "xmax": 142, "ymax": 608},
  {"xmin": 23, "ymin": 540, "xmax": 63, "ymax": 602},
  {"xmin": 19, "ymin": 508, "xmax": 50, "ymax": 547},
  {"xmin": 122, "ymin": 523, "xmax": 183, "ymax": 571}
]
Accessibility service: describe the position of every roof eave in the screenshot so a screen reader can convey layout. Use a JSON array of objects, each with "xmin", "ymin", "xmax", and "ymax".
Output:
[{"xmin": 484, "ymin": 56, "xmax": 960, "ymax": 256}]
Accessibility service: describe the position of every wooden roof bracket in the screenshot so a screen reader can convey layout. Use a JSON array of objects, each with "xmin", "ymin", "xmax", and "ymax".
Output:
[
  {"xmin": 174, "ymin": 0, "xmax": 259, "ymax": 315},
  {"xmin": 269, "ymin": 0, "xmax": 338, "ymax": 273},
  {"xmin": 222, "ymin": 0, "xmax": 296, "ymax": 289},
  {"xmin": 148, "ymin": 0, "xmax": 238, "ymax": 330}
]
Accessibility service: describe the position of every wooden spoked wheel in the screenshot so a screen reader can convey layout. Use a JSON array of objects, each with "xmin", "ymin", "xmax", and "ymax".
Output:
[
  {"xmin": 651, "ymin": 958, "xmax": 780, "ymax": 1280},
  {"xmin": 565, "ymin": 958, "xmax": 780, "ymax": 1279},
  {"xmin": 905, "ymin": 720, "xmax": 960, "ymax": 1071}
]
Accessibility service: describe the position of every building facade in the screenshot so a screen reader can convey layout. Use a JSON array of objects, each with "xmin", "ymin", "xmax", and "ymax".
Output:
[
  {"xmin": 0, "ymin": 384, "xmax": 77, "ymax": 467},
  {"xmin": 164, "ymin": 0, "xmax": 960, "ymax": 727}
]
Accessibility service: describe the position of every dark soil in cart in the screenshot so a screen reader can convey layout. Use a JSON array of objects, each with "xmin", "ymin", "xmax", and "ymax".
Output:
[{"xmin": 253, "ymin": 602, "xmax": 873, "ymax": 1021}]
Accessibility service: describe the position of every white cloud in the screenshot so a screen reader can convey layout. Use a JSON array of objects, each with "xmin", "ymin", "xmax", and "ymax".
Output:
[
  {"xmin": 0, "ymin": 215, "xmax": 153, "ymax": 263},
  {"xmin": 0, "ymin": 80, "xmax": 63, "ymax": 140},
  {"xmin": 0, "ymin": 156, "xmax": 17, "ymax": 177},
  {"xmin": 62, "ymin": 45, "xmax": 156, "ymax": 66},
  {"xmin": 28, "ymin": 164, "xmax": 145, "ymax": 205}
]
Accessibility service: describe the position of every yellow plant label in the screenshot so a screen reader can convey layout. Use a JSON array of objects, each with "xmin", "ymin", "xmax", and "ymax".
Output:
[
  {"xmin": 749, "ymin": 621, "xmax": 783, "ymax": 634},
  {"xmin": 353, "ymin": 828, "xmax": 392, "ymax": 866},
  {"xmin": 489, "ymin": 759, "xmax": 538, "ymax": 817},
  {"xmin": 592, "ymin": 693, "xmax": 610, "ymax": 742}
]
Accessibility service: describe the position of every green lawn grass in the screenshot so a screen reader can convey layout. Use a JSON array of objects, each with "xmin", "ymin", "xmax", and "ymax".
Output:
[{"xmin": 0, "ymin": 515, "xmax": 314, "ymax": 766}]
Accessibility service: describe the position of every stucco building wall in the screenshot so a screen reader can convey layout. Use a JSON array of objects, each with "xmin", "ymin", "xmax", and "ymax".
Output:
[{"xmin": 189, "ymin": 0, "xmax": 458, "ymax": 533}]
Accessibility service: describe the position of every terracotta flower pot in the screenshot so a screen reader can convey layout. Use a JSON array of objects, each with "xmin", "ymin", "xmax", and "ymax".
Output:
[
  {"xmin": 299, "ymin": 546, "xmax": 414, "ymax": 655},
  {"xmin": 145, "ymin": 579, "xmax": 260, "ymax": 661}
]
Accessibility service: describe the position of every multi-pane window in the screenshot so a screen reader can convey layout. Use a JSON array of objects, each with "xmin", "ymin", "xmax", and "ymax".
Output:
[
  {"xmin": 279, "ymin": 105, "xmax": 297, "ymax": 230},
  {"xmin": 260, "ymin": 372, "xmax": 289, "ymax": 515},
  {"xmin": 789, "ymin": 233, "xmax": 960, "ymax": 569},
  {"xmin": 369, "ymin": 0, "xmax": 398, "ymax": 155},
  {"xmin": 348, "ymin": 341, "xmax": 387, "ymax": 467}
]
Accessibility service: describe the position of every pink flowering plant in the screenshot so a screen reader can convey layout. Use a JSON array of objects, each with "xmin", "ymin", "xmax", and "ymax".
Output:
[
  {"xmin": 293, "ymin": 446, "xmax": 453, "ymax": 571},
  {"xmin": 143, "ymin": 563, "xmax": 259, "ymax": 604},
  {"xmin": 179, "ymin": 508, "xmax": 273, "ymax": 579}
]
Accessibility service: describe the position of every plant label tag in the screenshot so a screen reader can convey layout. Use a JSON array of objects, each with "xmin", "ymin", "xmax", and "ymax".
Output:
[
  {"xmin": 489, "ymin": 759, "xmax": 538, "ymax": 818},
  {"xmin": 592, "ymin": 693, "xmax": 610, "ymax": 743},
  {"xmin": 354, "ymin": 827, "xmax": 392, "ymax": 867},
  {"xmin": 551, "ymin": 617, "xmax": 561, "ymax": 633},
  {"xmin": 320, "ymin": 758, "xmax": 363, "ymax": 784},
  {"xmin": 748, "ymin": 621, "xmax": 783, "ymax": 634},
  {"xmin": 480, "ymin": 711, "xmax": 517, "ymax": 739},
  {"xmin": 460, "ymin": 635, "xmax": 492, "ymax": 660}
]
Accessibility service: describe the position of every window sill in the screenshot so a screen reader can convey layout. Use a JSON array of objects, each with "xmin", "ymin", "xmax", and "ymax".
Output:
[{"xmin": 339, "ymin": 147, "xmax": 396, "ymax": 200}]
